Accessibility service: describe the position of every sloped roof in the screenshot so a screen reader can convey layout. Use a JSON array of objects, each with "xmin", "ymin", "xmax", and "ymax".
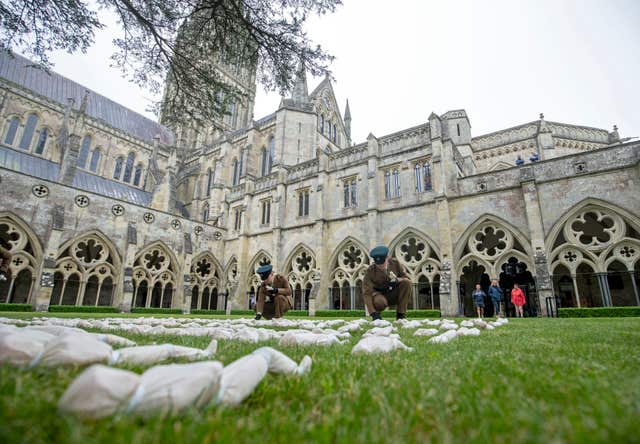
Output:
[
  {"xmin": 0, "ymin": 145, "xmax": 152, "ymax": 206},
  {"xmin": 0, "ymin": 51, "xmax": 174, "ymax": 146}
]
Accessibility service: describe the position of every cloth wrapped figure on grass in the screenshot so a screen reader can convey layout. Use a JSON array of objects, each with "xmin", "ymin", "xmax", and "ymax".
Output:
[
  {"xmin": 58, "ymin": 347, "xmax": 312, "ymax": 418},
  {"xmin": 3, "ymin": 328, "xmax": 217, "ymax": 368},
  {"xmin": 351, "ymin": 336, "xmax": 413, "ymax": 354},
  {"xmin": 110, "ymin": 340, "xmax": 217, "ymax": 366}
]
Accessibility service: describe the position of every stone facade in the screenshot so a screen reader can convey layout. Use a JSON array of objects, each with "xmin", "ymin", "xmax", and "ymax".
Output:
[{"xmin": 1, "ymin": 52, "xmax": 639, "ymax": 316}]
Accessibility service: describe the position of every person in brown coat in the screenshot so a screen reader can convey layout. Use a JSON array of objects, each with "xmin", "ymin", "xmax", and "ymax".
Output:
[
  {"xmin": 0, "ymin": 242, "xmax": 12, "ymax": 282},
  {"xmin": 363, "ymin": 245, "xmax": 412, "ymax": 320},
  {"xmin": 254, "ymin": 264, "xmax": 293, "ymax": 320}
]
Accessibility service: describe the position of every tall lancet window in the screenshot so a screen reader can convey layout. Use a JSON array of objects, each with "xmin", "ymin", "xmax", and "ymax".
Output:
[{"xmin": 77, "ymin": 135, "xmax": 92, "ymax": 168}]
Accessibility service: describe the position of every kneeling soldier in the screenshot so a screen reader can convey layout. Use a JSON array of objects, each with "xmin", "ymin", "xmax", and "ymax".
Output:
[
  {"xmin": 254, "ymin": 264, "xmax": 293, "ymax": 320},
  {"xmin": 363, "ymin": 245, "xmax": 412, "ymax": 321}
]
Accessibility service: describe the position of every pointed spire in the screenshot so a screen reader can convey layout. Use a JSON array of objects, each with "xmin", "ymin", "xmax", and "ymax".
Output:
[
  {"xmin": 57, "ymin": 98, "xmax": 74, "ymax": 162},
  {"xmin": 344, "ymin": 99, "xmax": 352, "ymax": 145},
  {"xmin": 291, "ymin": 62, "xmax": 309, "ymax": 106}
]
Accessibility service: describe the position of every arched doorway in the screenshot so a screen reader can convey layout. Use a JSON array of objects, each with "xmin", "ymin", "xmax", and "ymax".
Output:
[
  {"xmin": 498, "ymin": 257, "xmax": 537, "ymax": 317},
  {"xmin": 0, "ymin": 215, "xmax": 41, "ymax": 304},
  {"xmin": 459, "ymin": 260, "xmax": 491, "ymax": 317},
  {"xmin": 131, "ymin": 243, "xmax": 178, "ymax": 308},
  {"xmin": 552, "ymin": 264, "xmax": 575, "ymax": 308},
  {"xmin": 607, "ymin": 260, "xmax": 638, "ymax": 306}
]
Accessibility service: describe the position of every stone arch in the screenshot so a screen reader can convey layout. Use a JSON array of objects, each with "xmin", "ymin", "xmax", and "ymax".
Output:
[
  {"xmin": 50, "ymin": 230, "xmax": 121, "ymax": 307},
  {"xmin": 224, "ymin": 255, "xmax": 239, "ymax": 288},
  {"xmin": 327, "ymin": 237, "xmax": 369, "ymax": 310},
  {"xmin": 0, "ymin": 212, "xmax": 43, "ymax": 304},
  {"xmin": 388, "ymin": 228, "xmax": 443, "ymax": 310},
  {"xmin": 454, "ymin": 213, "xmax": 533, "ymax": 277},
  {"xmin": 131, "ymin": 241, "xmax": 179, "ymax": 308},
  {"xmin": 544, "ymin": 198, "xmax": 640, "ymax": 256},
  {"xmin": 284, "ymin": 243, "xmax": 317, "ymax": 311},
  {"xmin": 546, "ymin": 199, "xmax": 640, "ymax": 308},
  {"xmin": 389, "ymin": 228, "xmax": 442, "ymax": 271},
  {"xmin": 248, "ymin": 250, "xmax": 272, "ymax": 274},
  {"xmin": 190, "ymin": 251, "xmax": 221, "ymax": 310}
]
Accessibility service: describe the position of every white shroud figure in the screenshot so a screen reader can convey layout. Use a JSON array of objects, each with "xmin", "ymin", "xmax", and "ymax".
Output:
[
  {"xmin": 351, "ymin": 336, "xmax": 413, "ymax": 354},
  {"xmin": 110, "ymin": 340, "xmax": 218, "ymax": 366},
  {"xmin": 216, "ymin": 347, "xmax": 312, "ymax": 407},
  {"xmin": 0, "ymin": 330, "xmax": 55, "ymax": 365},
  {"xmin": 58, "ymin": 347, "xmax": 311, "ymax": 417}
]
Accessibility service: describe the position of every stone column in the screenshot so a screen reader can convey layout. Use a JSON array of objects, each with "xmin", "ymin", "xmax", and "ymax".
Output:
[
  {"xmin": 435, "ymin": 197, "xmax": 457, "ymax": 317},
  {"xmin": 315, "ymin": 150, "xmax": 330, "ymax": 311},
  {"xmin": 366, "ymin": 133, "xmax": 380, "ymax": 247},
  {"xmin": 232, "ymin": 199, "xmax": 250, "ymax": 310},
  {"xmin": 628, "ymin": 269, "xmax": 640, "ymax": 306},
  {"xmin": 119, "ymin": 222, "xmax": 138, "ymax": 312},
  {"xmin": 520, "ymin": 170, "xmax": 553, "ymax": 316},
  {"xmin": 182, "ymin": 232, "xmax": 194, "ymax": 314},
  {"xmin": 36, "ymin": 205, "xmax": 65, "ymax": 311},
  {"xmin": 595, "ymin": 272, "xmax": 612, "ymax": 307}
]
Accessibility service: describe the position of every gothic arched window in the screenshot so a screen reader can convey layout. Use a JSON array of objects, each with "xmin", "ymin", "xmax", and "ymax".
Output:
[
  {"xmin": 113, "ymin": 156, "xmax": 123, "ymax": 180},
  {"xmin": 123, "ymin": 152, "xmax": 135, "ymax": 183},
  {"xmin": 414, "ymin": 164, "xmax": 422, "ymax": 193},
  {"xmin": 19, "ymin": 113, "xmax": 38, "ymax": 150},
  {"xmin": 206, "ymin": 168, "xmax": 214, "ymax": 196},
  {"xmin": 133, "ymin": 164, "xmax": 143, "ymax": 186},
  {"xmin": 77, "ymin": 135, "xmax": 92, "ymax": 169},
  {"xmin": 423, "ymin": 163, "xmax": 432, "ymax": 191},
  {"xmin": 268, "ymin": 136, "xmax": 275, "ymax": 174},
  {"xmin": 232, "ymin": 158, "xmax": 239, "ymax": 186},
  {"xmin": 34, "ymin": 128, "xmax": 48, "ymax": 154},
  {"xmin": 89, "ymin": 148, "xmax": 101, "ymax": 172},
  {"xmin": 202, "ymin": 203, "xmax": 209, "ymax": 223},
  {"xmin": 393, "ymin": 169, "xmax": 401, "ymax": 197},
  {"xmin": 261, "ymin": 147, "xmax": 268, "ymax": 177},
  {"xmin": 384, "ymin": 171, "xmax": 391, "ymax": 200},
  {"xmin": 3, "ymin": 116, "xmax": 20, "ymax": 145}
]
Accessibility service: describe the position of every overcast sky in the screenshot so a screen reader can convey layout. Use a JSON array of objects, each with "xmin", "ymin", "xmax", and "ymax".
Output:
[{"xmin": 42, "ymin": 0, "xmax": 640, "ymax": 144}]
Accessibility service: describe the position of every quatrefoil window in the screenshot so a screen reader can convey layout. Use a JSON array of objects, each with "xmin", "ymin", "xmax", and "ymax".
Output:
[
  {"xmin": 295, "ymin": 251, "xmax": 313, "ymax": 272},
  {"xmin": 341, "ymin": 245, "xmax": 362, "ymax": 270},
  {"xmin": 258, "ymin": 256, "xmax": 271, "ymax": 266},
  {"xmin": 144, "ymin": 249, "xmax": 166, "ymax": 271},
  {"xmin": 619, "ymin": 246, "xmax": 636, "ymax": 258},
  {"xmin": 74, "ymin": 239, "xmax": 105, "ymax": 264},
  {"xmin": 400, "ymin": 237, "xmax": 426, "ymax": 263},
  {"xmin": 571, "ymin": 212, "xmax": 614, "ymax": 246},
  {"xmin": 195, "ymin": 259, "xmax": 212, "ymax": 278},
  {"xmin": 0, "ymin": 223, "xmax": 21, "ymax": 250},
  {"xmin": 474, "ymin": 227, "xmax": 507, "ymax": 257}
]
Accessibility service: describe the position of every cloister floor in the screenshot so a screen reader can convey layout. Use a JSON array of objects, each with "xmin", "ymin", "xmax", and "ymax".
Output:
[{"xmin": 0, "ymin": 314, "xmax": 638, "ymax": 444}]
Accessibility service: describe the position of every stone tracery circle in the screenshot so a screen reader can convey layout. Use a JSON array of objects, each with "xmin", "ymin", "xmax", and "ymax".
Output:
[
  {"xmin": 564, "ymin": 209, "xmax": 624, "ymax": 251},
  {"xmin": 71, "ymin": 238, "xmax": 108, "ymax": 265},
  {"xmin": 0, "ymin": 221, "xmax": 28, "ymax": 251},
  {"xmin": 468, "ymin": 223, "xmax": 513, "ymax": 259}
]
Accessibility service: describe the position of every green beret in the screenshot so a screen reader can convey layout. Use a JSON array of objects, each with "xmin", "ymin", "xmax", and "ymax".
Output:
[
  {"xmin": 256, "ymin": 264, "xmax": 273, "ymax": 280},
  {"xmin": 370, "ymin": 246, "xmax": 389, "ymax": 264}
]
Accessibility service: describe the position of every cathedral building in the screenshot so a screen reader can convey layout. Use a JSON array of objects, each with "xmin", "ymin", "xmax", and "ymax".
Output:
[{"xmin": 0, "ymin": 50, "xmax": 638, "ymax": 316}]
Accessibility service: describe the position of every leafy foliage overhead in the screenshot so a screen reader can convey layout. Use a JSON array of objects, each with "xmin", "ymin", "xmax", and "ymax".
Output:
[{"xmin": 0, "ymin": 0, "xmax": 341, "ymax": 127}]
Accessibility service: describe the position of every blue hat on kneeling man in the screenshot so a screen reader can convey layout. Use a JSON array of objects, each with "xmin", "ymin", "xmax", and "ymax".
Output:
[
  {"xmin": 256, "ymin": 264, "xmax": 273, "ymax": 281},
  {"xmin": 370, "ymin": 245, "xmax": 389, "ymax": 265}
]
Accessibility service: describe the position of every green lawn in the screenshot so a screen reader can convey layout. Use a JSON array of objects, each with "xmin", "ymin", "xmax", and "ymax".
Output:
[{"xmin": 1, "ymin": 316, "xmax": 639, "ymax": 444}]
